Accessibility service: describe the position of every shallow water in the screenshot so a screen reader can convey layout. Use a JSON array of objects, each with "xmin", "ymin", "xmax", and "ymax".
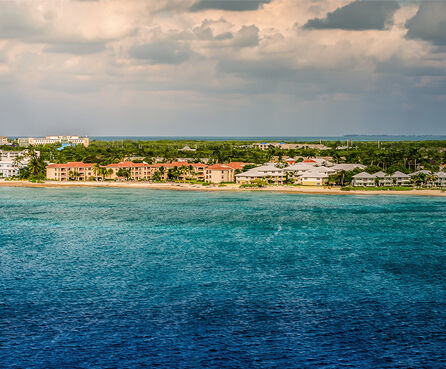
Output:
[{"xmin": 0, "ymin": 188, "xmax": 445, "ymax": 368}]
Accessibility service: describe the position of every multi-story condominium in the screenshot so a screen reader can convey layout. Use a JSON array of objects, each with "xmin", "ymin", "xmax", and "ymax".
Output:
[
  {"xmin": 0, "ymin": 149, "xmax": 38, "ymax": 178},
  {"xmin": 284, "ymin": 162, "xmax": 336, "ymax": 180},
  {"xmin": 372, "ymin": 171, "xmax": 393, "ymax": 186},
  {"xmin": 298, "ymin": 170, "xmax": 329, "ymax": 186},
  {"xmin": 235, "ymin": 164, "xmax": 286, "ymax": 184},
  {"xmin": 434, "ymin": 172, "xmax": 446, "ymax": 187},
  {"xmin": 0, "ymin": 149, "xmax": 39, "ymax": 161},
  {"xmin": 352, "ymin": 172, "xmax": 376, "ymax": 187},
  {"xmin": 46, "ymin": 162, "xmax": 96, "ymax": 181},
  {"xmin": 18, "ymin": 136, "xmax": 89, "ymax": 147},
  {"xmin": 284, "ymin": 163, "xmax": 318, "ymax": 176},
  {"xmin": 46, "ymin": 161, "xmax": 209, "ymax": 182},
  {"xmin": 224, "ymin": 162, "xmax": 248, "ymax": 171},
  {"xmin": 352, "ymin": 171, "xmax": 411, "ymax": 187},
  {"xmin": 106, "ymin": 162, "xmax": 156, "ymax": 181},
  {"xmin": 390, "ymin": 171, "xmax": 410, "ymax": 186},
  {"xmin": 0, "ymin": 162, "xmax": 20, "ymax": 177},
  {"xmin": 205, "ymin": 164, "xmax": 235, "ymax": 183},
  {"xmin": 0, "ymin": 136, "xmax": 8, "ymax": 145}
]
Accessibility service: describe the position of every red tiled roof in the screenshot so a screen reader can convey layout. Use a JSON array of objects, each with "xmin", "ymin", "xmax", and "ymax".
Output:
[
  {"xmin": 47, "ymin": 162, "xmax": 95, "ymax": 168},
  {"xmin": 152, "ymin": 162, "xmax": 207, "ymax": 168},
  {"xmin": 226, "ymin": 162, "xmax": 249, "ymax": 170},
  {"xmin": 303, "ymin": 159, "xmax": 316, "ymax": 163},
  {"xmin": 206, "ymin": 164, "xmax": 234, "ymax": 171},
  {"xmin": 106, "ymin": 162, "xmax": 149, "ymax": 168},
  {"xmin": 171, "ymin": 162, "xmax": 207, "ymax": 168}
]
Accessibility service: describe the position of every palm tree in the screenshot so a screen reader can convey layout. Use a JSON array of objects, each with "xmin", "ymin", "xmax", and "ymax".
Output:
[
  {"xmin": 158, "ymin": 166, "xmax": 165, "ymax": 181},
  {"xmin": 99, "ymin": 167, "xmax": 109, "ymax": 180},
  {"xmin": 25, "ymin": 150, "xmax": 46, "ymax": 180},
  {"xmin": 13, "ymin": 155, "xmax": 23, "ymax": 169},
  {"xmin": 93, "ymin": 163, "xmax": 101, "ymax": 181},
  {"xmin": 179, "ymin": 165, "xmax": 189, "ymax": 182}
]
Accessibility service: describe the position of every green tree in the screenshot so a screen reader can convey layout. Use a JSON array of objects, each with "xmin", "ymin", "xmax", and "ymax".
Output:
[
  {"xmin": 365, "ymin": 165, "xmax": 382, "ymax": 174},
  {"xmin": 117, "ymin": 168, "xmax": 131, "ymax": 180},
  {"xmin": 22, "ymin": 150, "xmax": 46, "ymax": 180}
]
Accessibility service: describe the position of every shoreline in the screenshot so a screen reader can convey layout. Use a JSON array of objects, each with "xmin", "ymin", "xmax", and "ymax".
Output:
[{"xmin": 0, "ymin": 180, "xmax": 445, "ymax": 197}]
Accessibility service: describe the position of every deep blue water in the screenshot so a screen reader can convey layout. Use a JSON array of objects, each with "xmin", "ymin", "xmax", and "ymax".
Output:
[
  {"xmin": 90, "ymin": 135, "xmax": 446, "ymax": 142},
  {"xmin": 0, "ymin": 188, "xmax": 445, "ymax": 368}
]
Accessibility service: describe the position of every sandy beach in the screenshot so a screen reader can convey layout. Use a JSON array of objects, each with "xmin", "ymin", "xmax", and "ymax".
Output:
[{"xmin": 1, "ymin": 180, "xmax": 445, "ymax": 197}]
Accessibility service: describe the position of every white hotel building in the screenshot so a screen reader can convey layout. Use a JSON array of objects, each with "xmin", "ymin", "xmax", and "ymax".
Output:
[
  {"xmin": 18, "ymin": 136, "xmax": 89, "ymax": 147},
  {"xmin": 0, "ymin": 150, "xmax": 39, "ymax": 178}
]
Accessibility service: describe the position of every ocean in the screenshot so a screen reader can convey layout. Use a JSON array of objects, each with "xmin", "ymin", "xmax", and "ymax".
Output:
[{"xmin": 0, "ymin": 188, "xmax": 445, "ymax": 368}]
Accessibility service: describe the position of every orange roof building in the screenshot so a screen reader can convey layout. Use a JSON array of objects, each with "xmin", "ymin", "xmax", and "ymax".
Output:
[{"xmin": 205, "ymin": 164, "xmax": 235, "ymax": 184}]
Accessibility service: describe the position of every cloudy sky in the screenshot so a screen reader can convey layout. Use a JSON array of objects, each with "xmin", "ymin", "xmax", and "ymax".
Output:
[{"xmin": 0, "ymin": 0, "xmax": 445, "ymax": 136}]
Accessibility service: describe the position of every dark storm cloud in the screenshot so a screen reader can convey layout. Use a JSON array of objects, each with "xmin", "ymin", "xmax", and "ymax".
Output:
[
  {"xmin": 406, "ymin": 2, "xmax": 446, "ymax": 46},
  {"xmin": 304, "ymin": 0, "xmax": 400, "ymax": 30},
  {"xmin": 190, "ymin": 0, "xmax": 270, "ymax": 12},
  {"xmin": 129, "ymin": 40, "xmax": 194, "ymax": 64}
]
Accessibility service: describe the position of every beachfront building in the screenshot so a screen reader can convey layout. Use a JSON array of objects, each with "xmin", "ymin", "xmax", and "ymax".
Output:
[
  {"xmin": 225, "ymin": 162, "xmax": 249, "ymax": 171},
  {"xmin": 0, "ymin": 136, "xmax": 8, "ymax": 145},
  {"xmin": 390, "ymin": 171, "xmax": 410, "ymax": 186},
  {"xmin": 372, "ymin": 171, "xmax": 393, "ymax": 186},
  {"xmin": 46, "ymin": 161, "xmax": 209, "ymax": 182},
  {"xmin": 105, "ymin": 161, "xmax": 208, "ymax": 181},
  {"xmin": 205, "ymin": 164, "xmax": 235, "ymax": 183},
  {"xmin": 205, "ymin": 162, "xmax": 252, "ymax": 183},
  {"xmin": 434, "ymin": 172, "xmax": 446, "ymax": 187},
  {"xmin": 46, "ymin": 162, "xmax": 96, "ymax": 181},
  {"xmin": 299, "ymin": 171, "xmax": 329, "ymax": 186},
  {"xmin": 235, "ymin": 164, "xmax": 286, "ymax": 184},
  {"xmin": 161, "ymin": 162, "xmax": 208, "ymax": 181},
  {"xmin": 352, "ymin": 171, "xmax": 411, "ymax": 187},
  {"xmin": 19, "ymin": 136, "xmax": 90, "ymax": 147},
  {"xmin": 284, "ymin": 163, "xmax": 317, "ymax": 175},
  {"xmin": 0, "ymin": 162, "xmax": 20, "ymax": 177},
  {"xmin": 106, "ymin": 162, "xmax": 154, "ymax": 180},
  {"xmin": 352, "ymin": 172, "xmax": 375, "ymax": 187},
  {"xmin": 284, "ymin": 162, "xmax": 336, "ymax": 180},
  {"xmin": 0, "ymin": 149, "xmax": 37, "ymax": 178}
]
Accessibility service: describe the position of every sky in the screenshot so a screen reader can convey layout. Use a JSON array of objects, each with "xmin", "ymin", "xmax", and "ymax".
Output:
[{"xmin": 0, "ymin": 0, "xmax": 445, "ymax": 136}]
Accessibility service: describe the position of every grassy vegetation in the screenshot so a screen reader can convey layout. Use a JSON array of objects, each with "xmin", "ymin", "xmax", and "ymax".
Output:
[{"xmin": 342, "ymin": 186, "xmax": 413, "ymax": 191}]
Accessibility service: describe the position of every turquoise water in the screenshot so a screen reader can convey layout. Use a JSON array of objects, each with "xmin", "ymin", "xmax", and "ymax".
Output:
[{"xmin": 0, "ymin": 188, "xmax": 445, "ymax": 368}]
